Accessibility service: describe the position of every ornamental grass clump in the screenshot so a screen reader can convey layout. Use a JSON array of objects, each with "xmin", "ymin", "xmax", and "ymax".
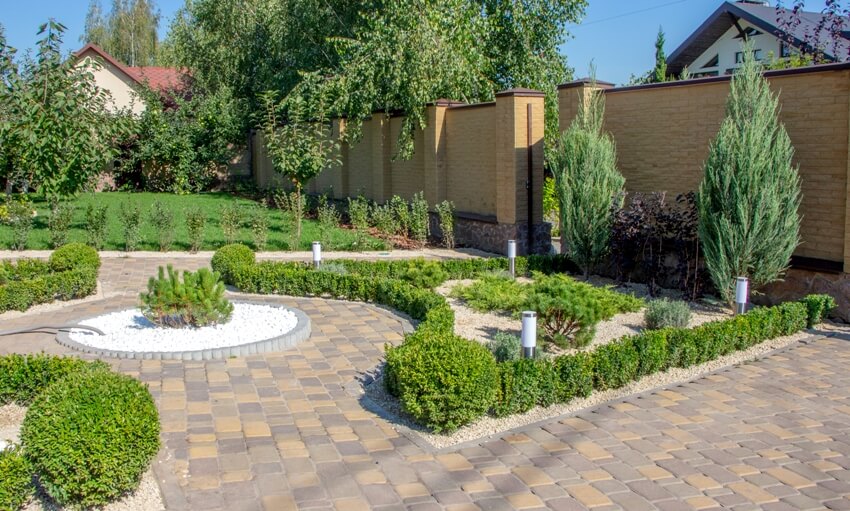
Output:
[
  {"xmin": 697, "ymin": 43, "xmax": 801, "ymax": 304},
  {"xmin": 140, "ymin": 265, "xmax": 233, "ymax": 328}
]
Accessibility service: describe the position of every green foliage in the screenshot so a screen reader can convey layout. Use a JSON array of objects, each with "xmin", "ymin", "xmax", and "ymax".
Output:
[
  {"xmin": 551, "ymin": 81, "xmax": 625, "ymax": 277},
  {"xmin": 149, "ymin": 200, "xmax": 175, "ymax": 251},
  {"xmin": 47, "ymin": 201, "xmax": 74, "ymax": 249},
  {"xmin": 385, "ymin": 331, "xmax": 498, "ymax": 433},
  {"xmin": 118, "ymin": 198, "xmax": 143, "ymax": 251},
  {"xmin": 210, "ymin": 243, "xmax": 255, "ymax": 283},
  {"xmin": 316, "ymin": 196, "xmax": 341, "ymax": 249},
  {"xmin": 6, "ymin": 200, "xmax": 33, "ymax": 251},
  {"xmin": 185, "ymin": 209, "xmax": 206, "ymax": 253},
  {"xmin": 84, "ymin": 202, "xmax": 109, "ymax": 250},
  {"xmin": 451, "ymin": 275, "xmax": 528, "ymax": 313},
  {"xmin": 140, "ymin": 265, "xmax": 233, "ymax": 328},
  {"xmin": 389, "ymin": 195, "xmax": 410, "ymax": 237},
  {"xmin": 800, "ymin": 294, "xmax": 836, "ymax": 328},
  {"xmin": 82, "ymin": 0, "xmax": 160, "ymax": 67},
  {"xmin": 219, "ymin": 204, "xmax": 242, "ymax": 246},
  {"xmin": 487, "ymin": 332, "xmax": 522, "ymax": 363},
  {"xmin": 524, "ymin": 273, "xmax": 608, "ymax": 348},
  {"xmin": 315, "ymin": 262, "xmax": 348, "ymax": 276},
  {"xmin": 554, "ymin": 352, "xmax": 594, "ymax": 401},
  {"xmin": 348, "ymin": 196, "xmax": 370, "ymax": 232},
  {"xmin": 632, "ymin": 329, "xmax": 668, "ymax": 377},
  {"xmin": 697, "ymin": 44, "xmax": 801, "ymax": 304},
  {"xmin": 409, "ymin": 192, "xmax": 430, "ymax": 246},
  {"xmin": 399, "ymin": 259, "xmax": 448, "ymax": 289},
  {"xmin": 543, "ymin": 176, "xmax": 559, "ymax": 236},
  {"xmin": 0, "ymin": 447, "xmax": 32, "ymax": 511},
  {"xmin": 370, "ymin": 202, "xmax": 397, "ymax": 237},
  {"xmin": 592, "ymin": 339, "xmax": 639, "ymax": 390},
  {"xmin": 48, "ymin": 243, "xmax": 101, "ymax": 272},
  {"xmin": 645, "ymin": 298, "xmax": 691, "ymax": 330},
  {"xmin": 652, "ymin": 26, "xmax": 668, "ymax": 83},
  {"xmin": 119, "ymin": 86, "xmax": 242, "ymax": 193},
  {"xmin": 493, "ymin": 358, "xmax": 553, "ymax": 417},
  {"xmin": 0, "ymin": 354, "xmax": 103, "ymax": 405},
  {"xmin": 435, "ymin": 200, "xmax": 456, "ymax": 249},
  {"xmin": 21, "ymin": 368, "xmax": 160, "ymax": 508},
  {"xmin": 249, "ymin": 205, "xmax": 270, "ymax": 252}
]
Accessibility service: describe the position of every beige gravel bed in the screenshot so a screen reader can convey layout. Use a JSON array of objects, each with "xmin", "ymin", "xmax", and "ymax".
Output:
[
  {"xmin": 363, "ymin": 329, "xmax": 813, "ymax": 450},
  {"xmin": 0, "ymin": 404, "xmax": 164, "ymax": 511}
]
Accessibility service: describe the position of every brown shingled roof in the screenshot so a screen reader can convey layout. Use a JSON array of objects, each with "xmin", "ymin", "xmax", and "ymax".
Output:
[{"xmin": 73, "ymin": 43, "xmax": 187, "ymax": 92}]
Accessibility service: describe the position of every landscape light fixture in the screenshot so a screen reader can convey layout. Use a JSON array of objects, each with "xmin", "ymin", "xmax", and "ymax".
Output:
[
  {"xmin": 312, "ymin": 241, "xmax": 322, "ymax": 269},
  {"xmin": 521, "ymin": 311, "xmax": 537, "ymax": 359},
  {"xmin": 735, "ymin": 276, "xmax": 749, "ymax": 315},
  {"xmin": 508, "ymin": 239, "xmax": 517, "ymax": 278}
]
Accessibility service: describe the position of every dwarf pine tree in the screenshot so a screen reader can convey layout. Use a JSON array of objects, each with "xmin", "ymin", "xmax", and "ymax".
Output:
[
  {"xmin": 697, "ymin": 43, "xmax": 801, "ymax": 304},
  {"xmin": 551, "ymin": 80, "xmax": 625, "ymax": 278}
]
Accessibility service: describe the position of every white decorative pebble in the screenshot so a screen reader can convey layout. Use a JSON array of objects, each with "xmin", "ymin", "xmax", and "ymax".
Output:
[
  {"xmin": 0, "ymin": 439, "xmax": 9, "ymax": 451},
  {"xmin": 69, "ymin": 304, "xmax": 298, "ymax": 352}
]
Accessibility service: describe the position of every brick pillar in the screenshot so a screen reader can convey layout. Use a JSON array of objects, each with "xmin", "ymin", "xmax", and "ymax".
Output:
[
  {"xmin": 557, "ymin": 78, "xmax": 615, "ymax": 132},
  {"xmin": 494, "ymin": 88, "xmax": 546, "ymax": 254},
  {"xmin": 423, "ymin": 101, "xmax": 453, "ymax": 207}
]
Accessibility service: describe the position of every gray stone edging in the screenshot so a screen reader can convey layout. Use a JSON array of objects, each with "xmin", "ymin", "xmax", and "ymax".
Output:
[{"xmin": 54, "ymin": 300, "xmax": 312, "ymax": 361}]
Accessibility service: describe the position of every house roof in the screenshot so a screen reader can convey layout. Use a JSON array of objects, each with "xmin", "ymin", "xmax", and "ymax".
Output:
[
  {"xmin": 666, "ymin": 1, "xmax": 850, "ymax": 75},
  {"xmin": 73, "ymin": 43, "xmax": 187, "ymax": 92}
]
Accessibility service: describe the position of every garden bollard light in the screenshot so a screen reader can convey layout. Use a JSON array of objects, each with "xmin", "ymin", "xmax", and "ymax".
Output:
[
  {"xmin": 735, "ymin": 276, "xmax": 749, "ymax": 315},
  {"xmin": 508, "ymin": 239, "xmax": 517, "ymax": 278},
  {"xmin": 312, "ymin": 241, "xmax": 322, "ymax": 269},
  {"xmin": 521, "ymin": 311, "xmax": 537, "ymax": 359}
]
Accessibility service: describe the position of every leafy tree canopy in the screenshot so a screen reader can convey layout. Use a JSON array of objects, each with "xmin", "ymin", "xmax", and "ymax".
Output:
[{"xmin": 82, "ymin": 0, "xmax": 161, "ymax": 67}]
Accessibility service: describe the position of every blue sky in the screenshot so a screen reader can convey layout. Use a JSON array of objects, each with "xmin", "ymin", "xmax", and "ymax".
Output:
[{"xmin": 0, "ymin": 0, "xmax": 833, "ymax": 85}]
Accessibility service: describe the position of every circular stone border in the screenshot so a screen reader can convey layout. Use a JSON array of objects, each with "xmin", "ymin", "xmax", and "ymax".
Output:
[{"xmin": 55, "ymin": 300, "xmax": 312, "ymax": 361}]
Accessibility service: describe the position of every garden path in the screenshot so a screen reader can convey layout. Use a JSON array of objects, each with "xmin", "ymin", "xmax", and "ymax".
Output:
[{"xmin": 2, "ymin": 256, "xmax": 850, "ymax": 510}]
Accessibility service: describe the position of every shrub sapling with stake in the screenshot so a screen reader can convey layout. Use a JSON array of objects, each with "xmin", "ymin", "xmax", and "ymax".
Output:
[
  {"xmin": 250, "ymin": 204, "xmax": 270, "ymax": 251},
  {"xmin": 185, "ymin": 209, "xmax": 206, "ymax": 253},
  {"xmin": 84, "ymin": 202, "xmax": 109, "ymax": 250},
  {"xmin": 149, "ymin": 200, "xmax": 175, "ymax": 252},
  {"xmin": 47, "ymin": 201, "xmax": 74, "ymax": 248},
  {"xmin": 435, "ymin": 200, "xmax": 455, "ymax": 249},
  {"xmin": 219, "ymin": 203, "xmax": 242, "ymax": 245},
  {"xmin": 410, "ymin": 192, "xmax": 430, "ymax": 247},
  {"xmin": 118, "ymin": 198, "xmax": 143, "ymax": 251}
]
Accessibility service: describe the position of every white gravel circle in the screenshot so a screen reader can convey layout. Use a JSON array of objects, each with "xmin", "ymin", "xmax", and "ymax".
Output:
[{"xmin": 68, "ymin": 303, "xmax": 298, "ymax": 352}]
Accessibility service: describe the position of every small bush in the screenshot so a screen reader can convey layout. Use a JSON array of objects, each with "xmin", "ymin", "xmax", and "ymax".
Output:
[
  {"xmin": 84, "ymin": 202, "xmax": 109, "ymax": 250},
  {"xmin": 389, "ymin": 195, "xmax": 410, "ymax": 237},
  {"xmin": 554, "ymin": 352, "xmax": 594, "ymax": 401},
  {"xmin": 219, "ymin": 204, "xmax": 242, "ymax": 245},
  {"xmin": 149, "ymin": 200, "xmax": 175, "ymax": 251},
  {"xmin": 48, "ymin": 243, "xmax": 100, "ymax": 272},
  {"xmin": 632, "ymin": 329, "xmax": 669, "ymax": 377},
  {"xmin": 592, "ymin": 339, "xmax": 639, "ymax": 390},
  {"xmin": 250, "ymin": 205, "xmax": 270, "ymax": 251},
  {"xmin": 118, "ymin": 199, "xmax": 143, "ymax": 252},
  {"xmin": 487, "ymin": 332, "xmax": 521, "ymax": 362},
  {"xmin": 800, "ymin": 294, "xmax": 836, "ymax": 328},
  {"xmin": 385, "ymin": 331, "xmax": 498, "ymax": 432},
  {"xmin": 400, "ymin": 259, "xmax": 448, "ymax": 289},
  {"xmin": 211, "ymin": 244, "xmax": 256, "ymax": 284},
  {"xmin": 645, "ymin": 298, "xmax": 691, "ymax": 330},
  {"xmin": 0, "ymin": 354, "xmax": 103, "ymax": 405},
  {"xmin": 21, "ymin": 368, "xmax": 160, "ymax": 508},
  {"xmin": 185, "ymin": 209, "xmax": 206, "ymax": 253},
  {"xmin": 317, "ymin": 196, "xmax": 341, "ymax": 249},
  {"xmin": 47, "ymin": 202, "xmax": 74, "ymax": 249},
  {"xmin": 435, "ymin": 200, "xmax": 455, "ymax": 249},
  {"xmin": 370, "ymin": 202, "xmax": 397, "ymax": 237},
  {"xmin": 524, "ymin": 273, "xmax": 608, "ymax": 348},
  {"xmin": 409, "ymin": 192, "xmax": 430, "ymax": 246},
  {"xmin": 0, "ymin": 447, "xmax": 32, "ymax": 511},
  {"xmin": 348, "ymin": 196, "xmax": 370, "ymax": 232},
  {"xmin": 7, "ymin": 200, "xmax": 33, "ymax": 251},
  {"xmin": 493, "ymin": 358, "xmax": 543, "ymax": 417},
  {"xmin": 451, "ymin": 275, "xmax": 527, "ymax": 313},
  {"xmin": 140, "ymin": 265, "xmax": 233, "ymax": 328}
]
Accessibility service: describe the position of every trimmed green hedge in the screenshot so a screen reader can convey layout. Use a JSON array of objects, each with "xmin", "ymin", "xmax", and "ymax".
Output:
[
  {"xmin": 0, "ymin": 244, "xmax": 100, "ymax": 314},
  {"xmin": 215, "ymin": 244, "xmax": 830, "ymax": 433},
  {"xmin": 0, "ymin": 355, "xmax": 159, "ymax": 510}
]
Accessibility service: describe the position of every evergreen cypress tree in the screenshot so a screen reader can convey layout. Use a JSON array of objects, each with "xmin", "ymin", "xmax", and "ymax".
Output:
[
  {"xmin": 697, "ymin": 42, "xmax": 801, "ymax": 304},
  {"xmin": 551, "ymin": 79, "xmax": 625, "ymax": 278},
  {"xmin": 652, "ymin": 26, "xmax": 667, "ymax": 83}
]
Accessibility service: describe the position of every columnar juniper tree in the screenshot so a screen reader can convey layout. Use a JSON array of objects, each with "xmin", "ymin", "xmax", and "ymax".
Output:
[
  {"xmin": 697, "ymin": 43, "xmax": 801, "ymax": 305},
  {"xmin": 550, "ymin": 80, "xmax": 625, "ymax": 278}
]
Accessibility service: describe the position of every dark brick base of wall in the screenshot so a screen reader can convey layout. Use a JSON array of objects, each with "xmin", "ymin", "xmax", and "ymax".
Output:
[{"xmin": 429, "ymin": 212, "xmax": 553, "ymax": 255}]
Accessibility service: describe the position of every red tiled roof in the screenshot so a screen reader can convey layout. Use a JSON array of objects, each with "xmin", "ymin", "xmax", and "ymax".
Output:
[{"xmin": 74, "ymin": 43, "xmax": 187, "ymax": 92}]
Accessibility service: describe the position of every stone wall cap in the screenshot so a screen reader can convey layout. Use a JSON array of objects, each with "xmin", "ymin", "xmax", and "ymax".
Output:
[
  {"xmin": 557, "ymin": 78, "xmax": 616, "ymax": 90},
  {"xmin": 495, "ymin": 88, "xmax": 546, "ymax": 98},
  {"xmin": 429, "ymin": 98, "xmax": 466, "ymax": 107}
]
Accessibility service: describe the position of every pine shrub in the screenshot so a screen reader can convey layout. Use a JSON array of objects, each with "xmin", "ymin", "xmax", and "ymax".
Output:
[
  {"xmin": 450, "ymin": 275, "xmax": 528, "ymax": 313},
  {"xmin": 524, "ymin": 273, "xmax": 608, "ymax": 348},
  {"xmin": 550, "ymin": 80, "xmax": 625, "ymax": 277},
  {"xmin": 399, "ymin": 259, "xmax": 448, "ymax": 289},
  {"xmin": 140, "ymin": 265, "xmax": 233, "ymax": 328},
  {"xmin": 697, "ymin": 43, "xmax": 801, "ymax": 304},
  {"xmin": 645, "ymin": 298, "xmax": 691, "ymax": 330}
]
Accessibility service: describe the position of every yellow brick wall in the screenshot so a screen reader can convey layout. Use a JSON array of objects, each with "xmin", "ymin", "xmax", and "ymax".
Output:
[
  {"xmin": 388, "ymin": 117, "xmax": 426, "ymax": 201},
  {"xmin": 445, "ymin": 105, "xmax": 498, "ymax": 216},
  {"xmin": 559, "ymin": 69, "xmax": 850, "ymax": 264}
]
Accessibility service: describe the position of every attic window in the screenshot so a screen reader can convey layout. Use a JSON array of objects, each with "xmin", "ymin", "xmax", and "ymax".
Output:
[
  {"xmin": 734, "ymin": 27, "xmax": 763, "ymax": 39},
  {"xmin": 735, "ymin": 49, "xmax": 763, "ymax": 63},
  {"xmin": 703, "ymin": 54, "xmax": 719, "ymax": 68}
]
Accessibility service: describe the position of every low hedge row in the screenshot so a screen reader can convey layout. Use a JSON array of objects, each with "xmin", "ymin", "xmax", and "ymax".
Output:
[
  {"xmin": 0, "ymin": 354, "xmax": 160, "ymax": 510},
  {"xmin": 0, "ymin": 243, "xmax": 100, "ymax": 314},
  {"xmin": 213, "ymin": 245, "xmax": 833, "ymax": 433}
]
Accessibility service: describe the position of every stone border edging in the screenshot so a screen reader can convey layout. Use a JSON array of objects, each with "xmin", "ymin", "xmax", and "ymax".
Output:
[{"xmin": 55, "ymin": 300, "xmax": 312, "ymax": 361}]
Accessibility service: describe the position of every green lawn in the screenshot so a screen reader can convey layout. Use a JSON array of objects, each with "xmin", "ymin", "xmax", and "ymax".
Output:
[{"xmin": 0, "ymin": 192, "xmax": 388, "ymax": 251}]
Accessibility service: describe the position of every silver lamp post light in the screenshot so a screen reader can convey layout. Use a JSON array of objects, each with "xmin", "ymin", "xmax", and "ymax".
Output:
[
  {"xmin": 521, "ymin": 311, "xmax": 537, "ymax": 359},
  {"xmin": 312, "ymin": 241, "xmax": 322, "ymax": 269},
  {"xmin": 507, "ymin": 239, "xmax": 517, "ymax": 278},
  {"xmin": 735, "ymin": 276, "xmax": 749, "ymax": 315}
]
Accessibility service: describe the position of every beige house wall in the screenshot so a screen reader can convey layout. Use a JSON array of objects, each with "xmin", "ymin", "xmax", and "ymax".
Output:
[
  {"xmin": 75, "ymin": 49, "xmax": 145, "ymax": 115},
  {"xmin": 558, "ymin": 65, "xmax": 850, "ymax": 269}
]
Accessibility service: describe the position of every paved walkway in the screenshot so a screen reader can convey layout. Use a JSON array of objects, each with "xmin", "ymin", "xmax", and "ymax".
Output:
[{"xmin": 3, "ymin": 257, "xmax": 850, "ymax": 510}]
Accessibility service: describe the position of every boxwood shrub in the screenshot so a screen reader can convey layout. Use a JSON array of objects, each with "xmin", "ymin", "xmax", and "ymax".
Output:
[
  {"xmin": 48, "ymin": 243, "xmax": 101, "ymax": 272},
  {"xmin": 215, "ymin": 246, "xmax": 829, "ymax": 432},
  {"xmin": 0, "ymin": 447, "xmax": 32, "ymax": 511},
  {"xmin": 210, "ymin": 243, "xmax": 256, "ymax": 283},
  {"xmin": 800, "ymin": 294, "xmax": 837, "ymax": 328},
  {"xmin": 21, "ymin": 368, "xmax": 160, "ymax": 508}
]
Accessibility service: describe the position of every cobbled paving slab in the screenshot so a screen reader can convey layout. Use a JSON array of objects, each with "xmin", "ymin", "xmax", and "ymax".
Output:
[{"xmin": 2, "ymin": 257, "xmax": 850, "ymax": 510}]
